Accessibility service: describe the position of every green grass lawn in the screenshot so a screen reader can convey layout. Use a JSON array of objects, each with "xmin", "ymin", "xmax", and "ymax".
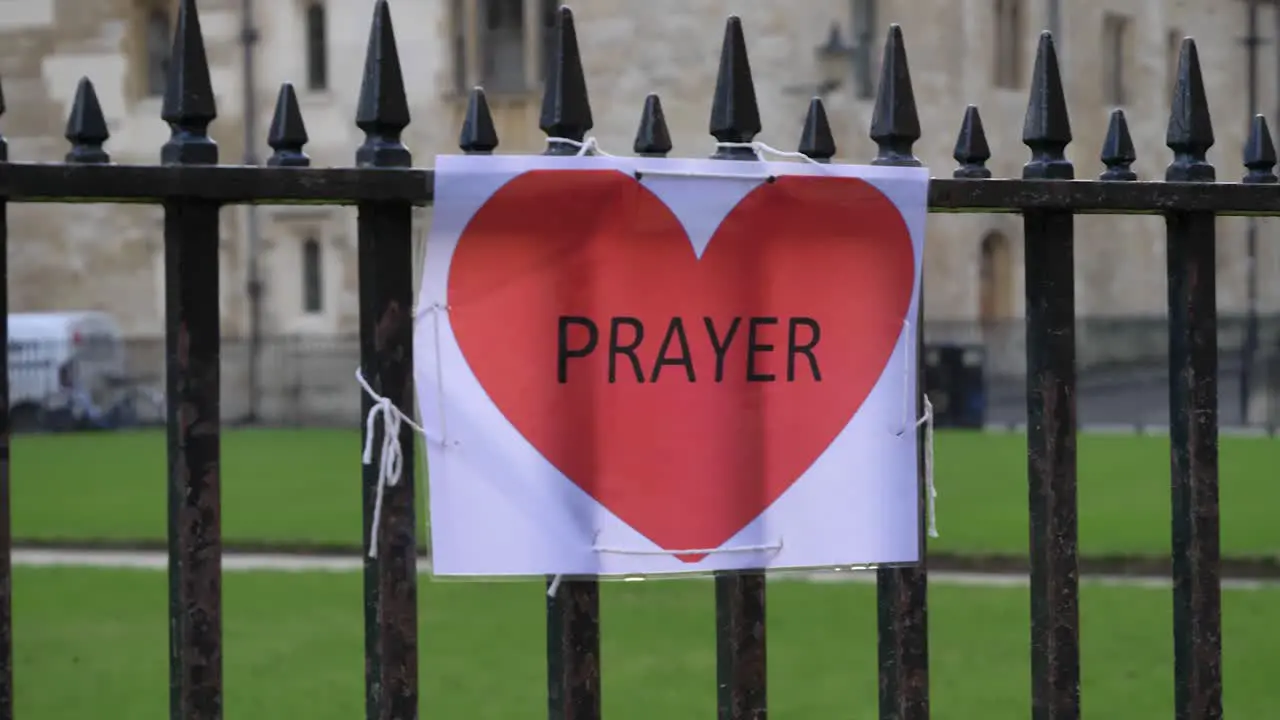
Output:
[
  {"xmin": 10, "ymin": 566, "xmax": 1278, "ymax": 718},
  {"xmin": 9, "ymin": 428, "xmax": 1280, "ymax": 558}
]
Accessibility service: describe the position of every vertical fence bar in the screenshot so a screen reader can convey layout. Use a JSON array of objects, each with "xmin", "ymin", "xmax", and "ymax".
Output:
[
  {"xmin": 708, "ymin": 16, "xmax": 767, "ymax": 720},
  {"xmin": 868, "ymin": 26, "xmax": 931, "ymax": 720},
  {"xmin": 1164, "ymin": 39, "xmax": 1222, "ymax": 720},
  {"xmin": 540, "ymin": 9, "xmax": 602, "ymax": 719},
  {"xmin": 0, "ymin": 80, "xmax": 10, "ymax": 720},
  {"xmin": 355, "ymin": 4, "xmax": 419, "ymax": 720},
  {"xmin": 1020, "ymin": 32, "xmax": 1080, "ymax": 720},
  {"xmin": 161, "ymin": 2, "xmax": 223, "ymax": 718},
  {"xmin": 57, "ymin": 79, "xmax": 115, "ymax": 720}
]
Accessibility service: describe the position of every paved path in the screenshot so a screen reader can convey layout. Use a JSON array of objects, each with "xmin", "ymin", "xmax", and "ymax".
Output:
[{"xmin": 11, "ymin": 548, "xmax": 1276, "ymax": 591}]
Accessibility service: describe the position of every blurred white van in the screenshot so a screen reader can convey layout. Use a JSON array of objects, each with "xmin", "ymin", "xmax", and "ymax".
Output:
[{"xmin": 8, "ymin": 312, "xmax": 126, "ymax": 431}]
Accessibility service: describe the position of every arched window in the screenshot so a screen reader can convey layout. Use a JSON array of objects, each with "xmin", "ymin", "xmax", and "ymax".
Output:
[
  {"xmin": 1102, "ymin": 13, "xmax": 1132, "ymax": 106},
  {"xmin": 302, "ymin": 238, "xmax": 323, "ymax": 314},
  {"xmin": 451, "ymin": 0, "xmax": 468, "ymax": 94},
  {"xmin": 306, "ymin": 2, "xmax": 328, "ymax": 91},
  {"xmin": 979, "ymin": 232, "xmax": 1012, "ymax": 323},
  {"xmin": 452, "ymin": 0, "xmax": 561, "ymax": 94},
  {"xmin": 146, "ymin": 8, "xmax": 172, "ymax": 96},
  {"xmin": 539, "ymin": 0, "xmax": 557, "ymax": 81},
  {"xmin": 1167, "ymin": 29, "xmax": 1184, "ymax": 105},
  {"xmin": 851, "ymin": 0, "xmax": 878, "ymax": 99},
  {"xmin": 482, "ymin": 0, "xmax": 526, "ymax": 92},
  {"xmin": 993, "ymin": 0, "xmax": 1022, "ymax": 89}
]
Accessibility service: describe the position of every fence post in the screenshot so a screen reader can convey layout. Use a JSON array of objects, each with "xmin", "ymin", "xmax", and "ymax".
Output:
[
  {"xmin": 1164, "ymin": 39, "xmax": 1222, "ymax": 720},
  {"xmin": 355, "ymin": 3, "xmax": 419, "ymax": 720},
  {"xmin": 0, "ymin": 78, "xmax": 11, "ymax": 720},
  {"xmin": 160, "ymin": 2, "xmax": 223, "ymax": 718},
  {"xmin": 1240, "ymin": 116, "xmax": 1277, "ymax": 431},
  {"xmin": 267, "ymin": 86, "xmax": 311, "ymax": 427},
  {"xmin": 1020, "ymin": 32, "xmax": 1080, "ymax": 720},
  {"xmin": 539, "ymin": 9, "xmax": 603, "ymax": 720},
  {"xmin": 706, "ymin": 17, "xmax": 768, "ymax": 720},
  {"xmin": 868, "ymin": 25, "xmax": 931, "ymax": 720}
]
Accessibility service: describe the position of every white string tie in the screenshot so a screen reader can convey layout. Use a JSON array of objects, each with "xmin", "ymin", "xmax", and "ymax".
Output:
[
  {"xmin": 545, "ymin": 136, "xmax": 618, "ymax": 157},
  {"xmin": 547, "ymin": 539, "xmax": 786, "ymax": 596},
  {"xmin": 593, "ymin": 540, "xmax": 784, "ymax": 556},
  {"xmin": 543, "ymin": 138, "xmax": 823, "ymax": 165},
  {"xmin": 356, "ymin": 368, "xmax": 428, "ymax": 559},
  {"xmin": 635, "ymin": 141, "xmax": 832, "ymax": 181},
  {"xmin": 892, "ymin": 392, "xmax": 937, "ymax": 539},
  {"xmin": 412, "ymin": 302, "xmax": 437, "ymax": 322},
  {"xmin": 896, "ymin": 320, "xmax": 913, "ymax": 436},
  {"xmin": 714, "ymin": 140, "xmax": 827, "ymax": 166},
  {"xmin": 922, "ymin": 395, "xmax": 938, "ymax": 538},
  {"xmin": 422, "ymin": 302, "xmax": 453, "ymax": 447}
]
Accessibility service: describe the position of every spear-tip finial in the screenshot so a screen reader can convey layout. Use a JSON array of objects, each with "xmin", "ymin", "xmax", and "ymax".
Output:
[
  {"xmin": 160, "ymin": 0, "xmax": 218, "ymax": 165},
  {"xmin": 870, "ymin": 24, "xmax": 921, "ymax": 167},
  {"xmin": 541, "ymin": 6, "xmax": 593, "ymax": 155},
  {"xmin": 66, "ymin": 77, "xmax": 111, "ymax": 164},
  {"xmin": 633, "ymin": 93, "xmax": 672, "ymax": 156},
  {"xmin": 267, "ymin": 83, "xmax": 310, "ymax": 167},
  {"xmin": 1166, "ymin": 37, "xmax": 1214, "ymax": 182},
  {"xmin": 798, "ymin": 97, "xmax": 836, "ymax": 162},
  {"xmin": 1100, "ymin": 109, "xmax": 1137, "ymax": 181},
  {"xmin": 1244, "ymin": 114, "xmax": 1277, "ymax": 183},
  {"xmin": 953, "ymin": 105, "xmax": 991, "ymax": 179},
  {"xmin": 1022, "ymin": 31, "xmax": 1073, "ymax": 179},
  {"xmin": 460, "ymin": 87, "xmax": 499, "ymax": 154},
  {"xmin": 355, "ymin": 0, "xmax": 411, "ymax": 167},
  {"xmin": 710, "ymin": 16, "xmax": 761, "ymax": 159}
]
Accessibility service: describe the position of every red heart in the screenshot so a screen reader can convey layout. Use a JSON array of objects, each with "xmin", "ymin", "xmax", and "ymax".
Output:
[{"xmin": 447, "ymin": 170, "xmax": 915, "ymax": 561}]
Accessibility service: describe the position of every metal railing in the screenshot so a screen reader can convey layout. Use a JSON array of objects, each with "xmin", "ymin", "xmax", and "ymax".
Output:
[{"xmin": 0, "ymin": 0, "xmax": 1268, "ymax": 718}]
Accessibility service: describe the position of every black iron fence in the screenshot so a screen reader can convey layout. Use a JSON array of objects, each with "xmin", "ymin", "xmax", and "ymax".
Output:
[
  {"xmin": 13, "ymin": 318, "xmax": 1275, "ymax": 433},
  {"xmin": 5, "ymin": 334, "xmax": 355, "ymax": 431},
  {"xmin": 929, "ymin": 314, "xmax": 1280, "ymax": 430},
  {"xmin": 0, "ymin": 0, "xmax": 1268, "ymax": 718}
]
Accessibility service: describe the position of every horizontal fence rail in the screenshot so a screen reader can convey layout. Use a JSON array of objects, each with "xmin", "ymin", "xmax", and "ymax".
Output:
[
  {"xmin": 0, "ymin": 0, "xmax": 1267, "ymax": 718},
  {"xmin": 4, "ymin": 164, "xmax": 1280, "ymax": 214},
  {"xmin": 4, "ymin": 328, "xmax": 1275, "ymax": 433}
]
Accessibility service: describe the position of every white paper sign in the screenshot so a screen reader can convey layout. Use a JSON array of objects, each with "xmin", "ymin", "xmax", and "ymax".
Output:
[{"xmin": 416, "ymin": 155, "xmax": 929, "ymax": 577}]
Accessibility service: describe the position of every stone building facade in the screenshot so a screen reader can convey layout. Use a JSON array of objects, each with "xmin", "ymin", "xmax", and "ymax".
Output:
[
  {"xmin": 0, "ymin": 0, "xmax": 1277, "ymax": 420},
  {"xmin": 1, "ymin": 0, "xmax": 1277, "ymax": 334}
]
